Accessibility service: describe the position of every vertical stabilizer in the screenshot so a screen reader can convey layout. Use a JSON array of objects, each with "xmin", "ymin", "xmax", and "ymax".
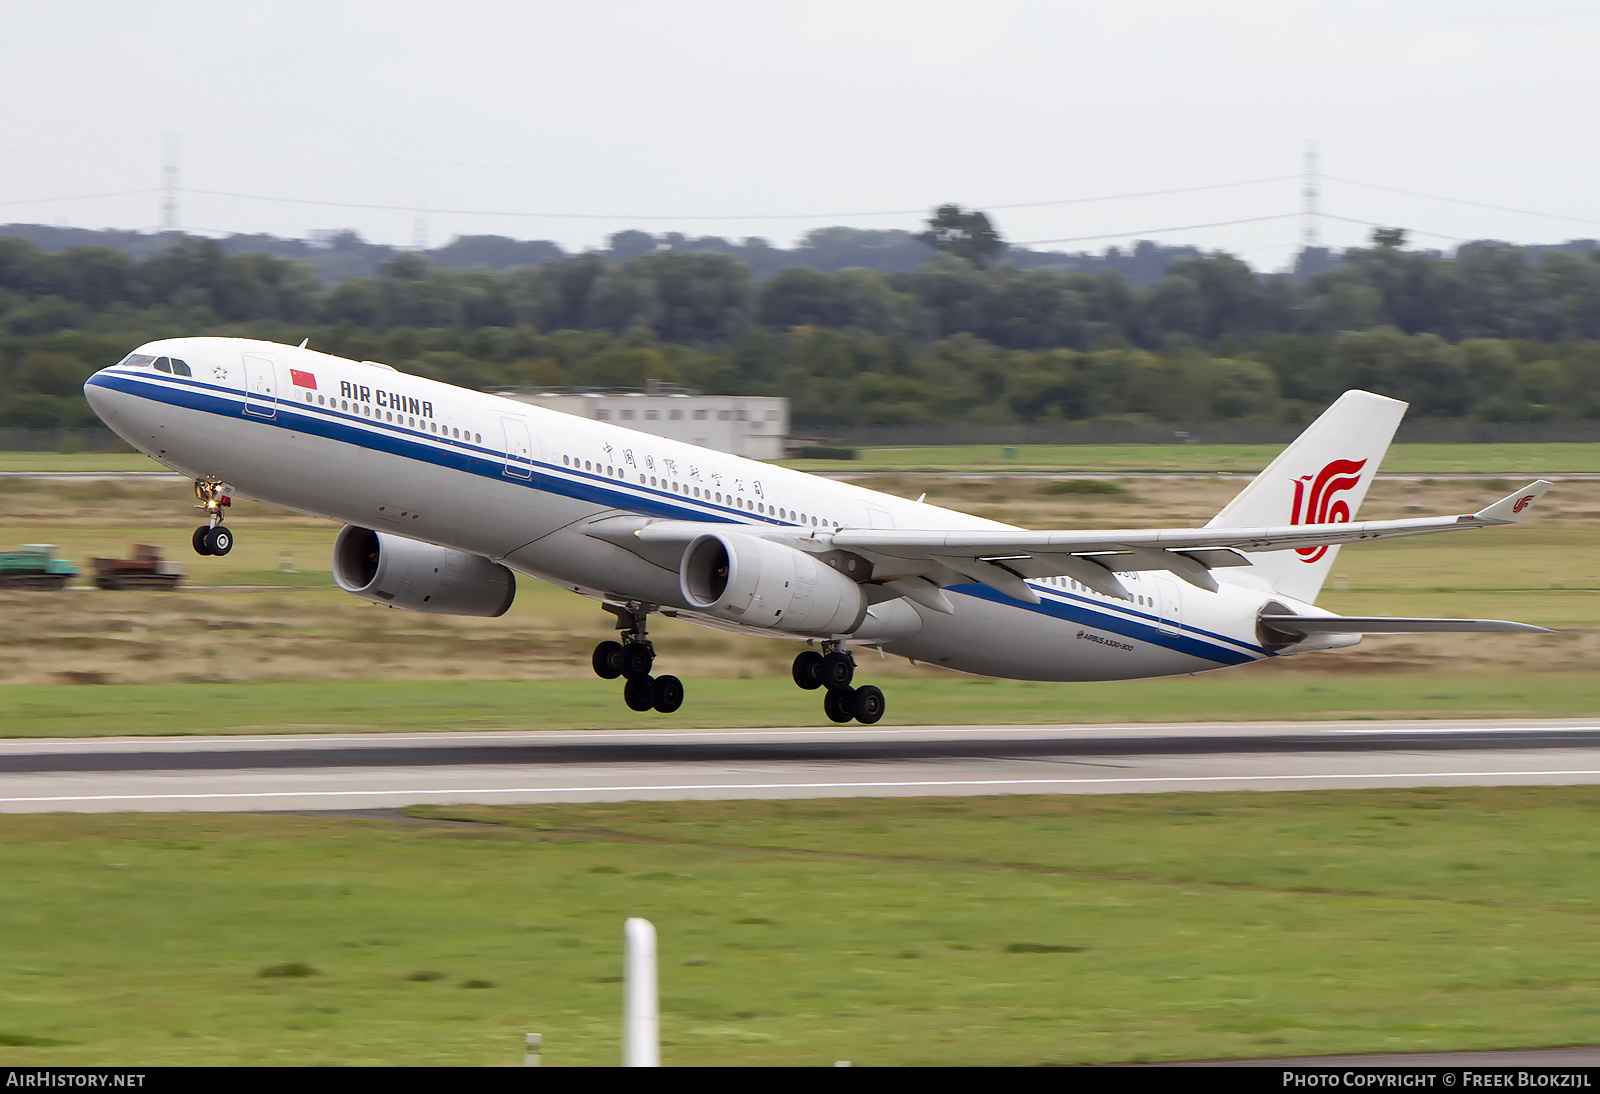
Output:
[{"xmin": 1207, "ymin": 390, "xmax": 1406, "ymax": 603}]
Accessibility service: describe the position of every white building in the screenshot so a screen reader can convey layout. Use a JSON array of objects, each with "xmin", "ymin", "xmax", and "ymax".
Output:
[{"xmin": 504, "ymin": 392, "xmax": 789, "ymax": 460}]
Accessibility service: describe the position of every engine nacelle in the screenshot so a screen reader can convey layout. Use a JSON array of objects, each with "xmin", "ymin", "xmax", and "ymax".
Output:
[
  {"xmin": 680, "ymin": 532, "xmax": 867, "ymax": 636},
  {"xmin": 332, "ymin": 525, "xmax": 515, "ymax": 617}
]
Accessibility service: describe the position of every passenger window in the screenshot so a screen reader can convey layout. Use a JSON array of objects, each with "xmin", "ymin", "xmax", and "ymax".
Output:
[
  {"xmin": 154, "ymin": 358, "xmax": 173, "ymax": 374},
  {"xmin": 474, "ymin": 433, "xmax": 480, "ymax": 443}
]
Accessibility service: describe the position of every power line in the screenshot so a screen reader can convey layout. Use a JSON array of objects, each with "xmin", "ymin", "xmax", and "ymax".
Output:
[
  {"xmin": 1014, "ymin": 213, "xmax": 1299, "ymax": 246},
  {"xmin": 1343, "ymin": 145, "xmax": 1600, "ymax": 196},
  {"xmin": 174, "ymin": 175, "xmax": 1295, "ymax": 223},
  {"xmin": 1318, "ymin": 212, "xmax": 1471, "ymax": 244},
  {"xmin": 1325, "ymin": 175, "xmax": 1600, "ymax": 228},
  {"xmin": 175, "ymin": 133, "xmax": 1287, "ymax": 181},
  {"xmin": 0, "ymin": 188, "xmax": 159, "ymax": 207}
]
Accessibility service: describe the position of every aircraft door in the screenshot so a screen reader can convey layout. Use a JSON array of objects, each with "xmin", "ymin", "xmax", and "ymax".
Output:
[
  {"xmin": 1153, "ymin": 574, "xmax": 1182, "ymax": 636},
  {"xmin": 242, "ymin": 355, "xmax": 277, "ymax": 419},
  {"xmin": 501, "ymin": 416, "xmax": 533, "ymax": 479}
]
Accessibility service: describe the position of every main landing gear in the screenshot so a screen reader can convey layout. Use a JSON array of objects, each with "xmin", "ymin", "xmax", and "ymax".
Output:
[
  {"xmin": 191, "ymin": 480, "xmax": 234, "ymax": 556},
  {"xmin": 792, "ymin": 643, "xmax": 885, "ymax": 725},
  {"xmin": 591, "ymin": 602, "xmax": 683, "ymax": 714}
]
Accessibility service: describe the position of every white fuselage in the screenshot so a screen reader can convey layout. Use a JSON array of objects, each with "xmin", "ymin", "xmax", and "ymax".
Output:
[{"xmin": 84, "ymin": 337, "xmax": 1308, "ymax": 681}]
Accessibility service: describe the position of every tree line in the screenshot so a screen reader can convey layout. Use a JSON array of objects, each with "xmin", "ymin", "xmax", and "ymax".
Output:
[{"xmin": 3, "ymin": 232, "xmax": 1600, "ymax": 430}]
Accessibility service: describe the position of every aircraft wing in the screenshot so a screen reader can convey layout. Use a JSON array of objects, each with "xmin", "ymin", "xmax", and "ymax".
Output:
[{"xmin": 626, "ymin": 480, "xmax": 1552, "ymax": 607}]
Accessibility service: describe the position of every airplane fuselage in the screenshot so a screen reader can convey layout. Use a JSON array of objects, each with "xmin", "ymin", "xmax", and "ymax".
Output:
[{"xmin": 84, "ymin": 337, "xmax": 1320, "ymax": 683}]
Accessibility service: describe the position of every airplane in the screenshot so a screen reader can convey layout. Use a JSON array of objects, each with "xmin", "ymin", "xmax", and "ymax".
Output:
[{"xmin": 83, "ymin": 337, "xmax": 1552, "ymax": 724}]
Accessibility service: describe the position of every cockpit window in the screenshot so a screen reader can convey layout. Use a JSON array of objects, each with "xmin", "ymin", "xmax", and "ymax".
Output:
[
  {"xmin": 169, "ymin": 359, "xmax": 192, "ymax": 377},
  {"xmin": 117, "ymin": 353, "xmax": 157, "ymax": 369},
  {"xmin": 154, "ymin": 358, "xmax": 173, "ymax": 374}
]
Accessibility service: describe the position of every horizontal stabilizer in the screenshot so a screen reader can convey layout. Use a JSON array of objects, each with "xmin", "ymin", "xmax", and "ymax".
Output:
[{"xmin": 1260, "ymin": 615, "xmax": 1551, "ymax": 635}]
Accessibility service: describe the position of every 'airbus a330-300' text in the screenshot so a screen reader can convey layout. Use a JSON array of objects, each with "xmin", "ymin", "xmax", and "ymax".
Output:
[{"xmin": 84, "ymin": 338, "xmax": 1552, "ymax": 724}]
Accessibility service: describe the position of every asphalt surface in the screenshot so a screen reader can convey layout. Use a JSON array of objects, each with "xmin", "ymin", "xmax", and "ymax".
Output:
[{"xmin": 2, "ymin": 718, "xmax": 1599, "ymax": 813}]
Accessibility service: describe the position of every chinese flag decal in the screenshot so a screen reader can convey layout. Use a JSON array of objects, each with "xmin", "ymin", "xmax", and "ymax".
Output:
[{"xmin": 289, "ymin": 369, "xmax": 318, "ymax": 390}]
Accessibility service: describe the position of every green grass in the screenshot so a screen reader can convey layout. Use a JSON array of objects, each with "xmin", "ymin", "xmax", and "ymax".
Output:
[
  {"xmin": 782, "ymin": 442, "xmax": 1600, "ymax": 474},
  {"xmin": 5, "ymin": 671, "xmax": 1599, "ymax": 738},
  {"xmin": 2, "ymin": 790, "xmax": 1599, "ymax": 1065},
  {"xmin": 0, "ymin": 452, "xmax": 164, "ymax": 473}
]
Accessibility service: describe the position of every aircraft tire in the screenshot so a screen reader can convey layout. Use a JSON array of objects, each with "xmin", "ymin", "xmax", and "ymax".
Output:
[
  {"xmin": 792, "ymin": 650, "xmax": 824, "ymax": 690},
  {"xmin": 192, "ymin": 527, "xmax": 214, "ymax": 556},
  {"xmin": 206, "ymin": 527, "xmax": 233, "ymax": 556},
  {"xmin": 621, "ymin": 643, "xmax": 654, "ymax": 680},
  {"xmin": 823, "ymin": 686, "xmax": 856, "ymax": 724},
  {"xmin": 852, "ymin": 685, "xmax": 885, "ymax": 725},
  {"xmin": 592, "ymin": 640, "xmax": 624, "ymax": 680},
  {"xmin": 820, "ymin": 652, "xmax": 854, "ymax": 690},
  {"xmin": 652, "ymin": 674, "xmax": 684, "ymax": 714},
  {"xmin": 623, "ymin": 675, "xmax": 655, "ymax": 712}
]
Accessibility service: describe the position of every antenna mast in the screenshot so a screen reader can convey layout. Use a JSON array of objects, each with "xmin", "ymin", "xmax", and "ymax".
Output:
[
  {"xmin": 1301, "ymin": 140, "xmax": 1320, "ymax": 250},
  {"xmin": 161, "ymin": 136, "xmax": 179, "ymax": 232}
]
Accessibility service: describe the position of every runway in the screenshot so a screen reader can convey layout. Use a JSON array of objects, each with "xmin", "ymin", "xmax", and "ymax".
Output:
[{"xmin": 2, "ymin": 718, "xmax": 1599, "ymax": 812}]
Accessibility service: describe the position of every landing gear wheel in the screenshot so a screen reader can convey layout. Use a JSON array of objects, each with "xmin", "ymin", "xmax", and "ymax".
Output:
[
  {"xmin": 192, "ymin": 526, "xmax": 214, "ymax": 556},
  {"xmin": 651, "ymin": 675, "xmax": 684, "ymax": 714},
  {"xmin": 623, "ymin": 675, "xmax": 656, "ymax": 712},
  {"xmin": 820, "ymin": 651, "xmax": 854, "ymax": 690},
  {"xmin": 621, "ymin": 643, "xmax": 655, "ymax": 680},
  {"xmin": 823, "ymin": 686, "xmax": 856, "ymax": 724},
  {"xmin": 592, "ymin": 640, "xmax": 623, "ymax": 680},
  {"xmin": 205, "ymin": 527, "xmax": 233, "ymax": 556},
  {"xmin": 852, "ymin": 685, "xmax": 885, "ymax": 725},
  {"xmin": 792, "ymin": 650, "xmax": 824, "ymax": 690}
]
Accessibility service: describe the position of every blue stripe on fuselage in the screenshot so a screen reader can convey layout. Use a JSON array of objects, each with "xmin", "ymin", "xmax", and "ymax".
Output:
[{"xmin": 948, "ymin": 583, "xmax": 1258, "ymax": 666}]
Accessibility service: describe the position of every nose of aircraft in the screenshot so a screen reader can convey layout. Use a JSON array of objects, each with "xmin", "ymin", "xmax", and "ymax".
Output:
[{"xmin": 82, "ymin": 367, "xmax": 117, "ymax": 423}]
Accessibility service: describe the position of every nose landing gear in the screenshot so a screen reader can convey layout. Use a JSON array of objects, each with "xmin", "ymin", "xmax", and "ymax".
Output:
[
  {"xmin": 191, "ymin": 481, "xmax": 234, "ymax": 556},
  {"xmin": 593, "ymin": 602, "xmax": 682, "ymax": 714},
  {"xmin": 794, "ymin": 643, "xmax": 884, "ymax": 725}
]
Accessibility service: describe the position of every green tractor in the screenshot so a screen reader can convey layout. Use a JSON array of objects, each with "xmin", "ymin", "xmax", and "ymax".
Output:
[{"xmin": 0, "ymin": 544, "xmax": 78, "ymax": 589}]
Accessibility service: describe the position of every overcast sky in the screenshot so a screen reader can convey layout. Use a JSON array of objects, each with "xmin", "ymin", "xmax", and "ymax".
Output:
[{"xmin": 3, "ymin": 0, "xmax": 1598, "ymax": 270}]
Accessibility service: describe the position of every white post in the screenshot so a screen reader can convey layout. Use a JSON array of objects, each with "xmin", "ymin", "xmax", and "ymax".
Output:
[
  {"xmin": 524, "ymin": 1032, "xmax": 541, "ymax": 1067},
  {"xmin": 623, "ymin": 917, "xmax": 660, "ymax": 1067}
]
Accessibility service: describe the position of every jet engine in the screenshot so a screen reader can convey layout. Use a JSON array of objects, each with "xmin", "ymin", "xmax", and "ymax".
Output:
[
  {"xmin": 332, "ymin": 525, "xmax": 515, "ymax": 617},
  {"xmin": 680, "ymin": 532, "xmax": 867, "ymax": 636}
]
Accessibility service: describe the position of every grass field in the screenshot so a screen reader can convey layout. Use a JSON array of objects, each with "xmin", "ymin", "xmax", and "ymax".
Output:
[
  {"xmin": 0, "ymin": 451, "xmax": 160, "ymax": 473},
  {"xmin": 0, "ymin": 473, "xmax": 1595, "ymax": 726},
  {"xmin": 0, "ymin": 789, "xmax": 1597, "ymax": 1066}
]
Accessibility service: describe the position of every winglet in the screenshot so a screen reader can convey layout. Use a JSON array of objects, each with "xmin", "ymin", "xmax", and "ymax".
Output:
[{"xmin": 1472, "ymin": 480, "xmax": 1554, "ymax": 524}]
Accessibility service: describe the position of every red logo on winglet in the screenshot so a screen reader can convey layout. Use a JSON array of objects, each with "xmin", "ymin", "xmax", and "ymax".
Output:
[
  {"xmin": 1289, "ymin": 458, "xmax": 1367, "ymax": 564},
  {"xmin": 1512, "ymin": 494, "xmax": 1535, "ymax": 513}
]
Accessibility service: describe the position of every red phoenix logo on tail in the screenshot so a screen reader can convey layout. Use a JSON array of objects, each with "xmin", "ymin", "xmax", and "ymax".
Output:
[
  {"xmin": 1289, "ymin": 458, "xmax": 1367, "ymax": 564},
  {"xmin": 1512, "ymin": 494, "xmax": 1535, "ymax": 514}
]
